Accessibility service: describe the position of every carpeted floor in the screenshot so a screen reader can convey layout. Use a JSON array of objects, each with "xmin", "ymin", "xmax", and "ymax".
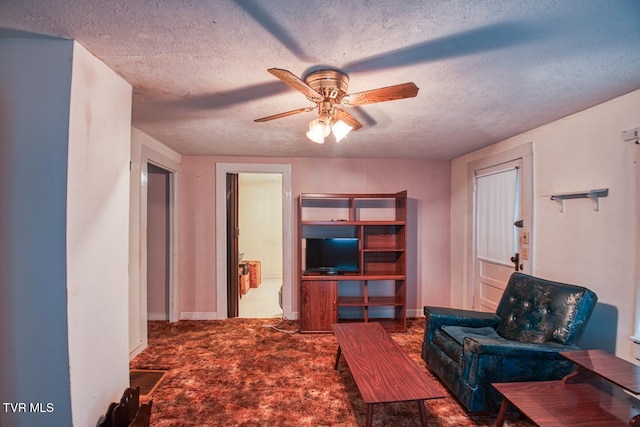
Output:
[{"xmin": 130, "ymin": 318, "xmax": 533, "ymax": 426}]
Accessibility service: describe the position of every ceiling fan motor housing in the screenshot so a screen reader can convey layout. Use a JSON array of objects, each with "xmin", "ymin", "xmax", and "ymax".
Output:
[{"xmin": 304, "ymin": 70, "xmax": 349, "ymax": 102}]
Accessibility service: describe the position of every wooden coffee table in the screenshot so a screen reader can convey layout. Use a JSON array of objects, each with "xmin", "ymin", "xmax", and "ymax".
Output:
[{"xmin": 332, "ymin": 322, "xmax": 445, "ymax": 427}]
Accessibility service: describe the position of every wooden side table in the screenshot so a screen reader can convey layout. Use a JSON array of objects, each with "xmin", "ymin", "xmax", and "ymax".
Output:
[{"xmin": 493, "ymin": 349, "xmax": 640, "ymax": 426}]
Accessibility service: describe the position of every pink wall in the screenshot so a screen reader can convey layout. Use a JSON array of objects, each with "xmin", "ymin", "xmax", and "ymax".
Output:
[{"xmin": 179, "ymin": 156, "xmax": 451, "ymax": 318}]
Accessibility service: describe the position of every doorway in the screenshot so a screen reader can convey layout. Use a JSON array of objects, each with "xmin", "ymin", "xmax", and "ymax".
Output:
[
  {"xmin": 215, "ymin": 163, "xmax": 293, "ymax": 320},
  {"xmin": 129, "ymin": 146, "xmax": 180, "ymax": 360},
  {"xmin": 473, "ymin": 159, "xmax": 522, "ymax": 312},
  {"xmin": 236, "ymin": 173, "xmax": 284, "ymax": 318},
  {"xmin": 147, "ymin": 164, "xmax": 171, "ymax": 321},
  {"xmin": 468, "ymin": 144, "xmax": 533, "ymax": 311}
]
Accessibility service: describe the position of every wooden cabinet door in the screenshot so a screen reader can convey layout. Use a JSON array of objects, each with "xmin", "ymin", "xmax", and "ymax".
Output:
[{"xmin": 300, "ymin": 280, "xmax": 337, "ymax": 333}]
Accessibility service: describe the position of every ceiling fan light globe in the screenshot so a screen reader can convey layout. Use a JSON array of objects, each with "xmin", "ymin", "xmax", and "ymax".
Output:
[
  {"xmin": 307, "ymin": 119, "xmax": 330, "ymax": 143},
  {"xmin": 306, "ymin": 123, "xmax": 326, "ymax": 144},
  {"xmin": 332, "ymin": 120, "xmax": 353, "ymax": 142},
  {"xmin": 306, "ymin": 130, "xmax": 325, "ymax": 144}
]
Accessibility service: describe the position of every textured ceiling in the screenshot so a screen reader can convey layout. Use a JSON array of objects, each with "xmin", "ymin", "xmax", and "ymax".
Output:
[{"xmin": 1, "ymin": 0, "xmax": 639, "ymax": 159}]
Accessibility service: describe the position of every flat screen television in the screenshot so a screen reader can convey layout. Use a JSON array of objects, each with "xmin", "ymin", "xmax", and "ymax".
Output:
[{"xmin": 305, "ymin": 237, "xmax": 359, "ymax": 274}]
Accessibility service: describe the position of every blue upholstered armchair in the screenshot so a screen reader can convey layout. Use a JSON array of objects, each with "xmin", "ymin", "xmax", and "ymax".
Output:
[{"xmin": 421, "ymin": 272, "xmax": 598, "ymax": 413}]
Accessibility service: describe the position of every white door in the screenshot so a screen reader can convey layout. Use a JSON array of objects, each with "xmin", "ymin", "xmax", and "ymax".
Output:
[{"xmin": 473, "ymin": 159, "xmax": 528, "ymax": 312}]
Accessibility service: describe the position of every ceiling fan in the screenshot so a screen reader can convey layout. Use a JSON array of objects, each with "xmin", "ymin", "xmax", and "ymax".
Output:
[{"xmin": 254, "ymin": 68, "xmax": 419, "ymax": 144}]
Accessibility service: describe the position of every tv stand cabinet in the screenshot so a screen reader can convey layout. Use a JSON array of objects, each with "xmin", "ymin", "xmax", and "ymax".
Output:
[{"xmin": 299, "ymin": 191, "xmax": 407, "ymax": 333}]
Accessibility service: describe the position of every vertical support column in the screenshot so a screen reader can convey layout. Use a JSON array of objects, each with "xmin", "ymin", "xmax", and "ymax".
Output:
[{"xmin": 348, "ymin": 197, "xmax": 355, "ymax": 221}]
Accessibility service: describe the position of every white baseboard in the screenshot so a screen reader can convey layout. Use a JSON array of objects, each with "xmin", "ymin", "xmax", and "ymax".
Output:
[
  {"xmin": 179, "ymin": 312, "xmax": 218, "ymax": 320},
  {"xmin": 129, "ymin": 340, "xmax": 145, "ymax": 360}
]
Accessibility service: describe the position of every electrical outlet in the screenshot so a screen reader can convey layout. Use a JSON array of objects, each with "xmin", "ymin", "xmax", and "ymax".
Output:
[
  {"xmin": 521, "ymin": 231, "xmax": 529, "ymax": 245},
  {"xmin": 521, "ymin": 247, "xmax": 529, "ymax": 260}
]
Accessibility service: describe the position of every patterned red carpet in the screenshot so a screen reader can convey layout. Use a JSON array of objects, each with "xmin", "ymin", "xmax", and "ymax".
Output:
[{"xmin": 130, "ymin": 318, "xmax": 533, "ymax": 426}]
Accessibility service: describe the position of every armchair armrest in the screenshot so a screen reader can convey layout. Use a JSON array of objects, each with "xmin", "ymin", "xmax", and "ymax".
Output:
[
  {"xmin": 463, "ymin": 336, "xmax": 581, "ymax": 358},
  {"xmin": 460, "ymin": 337, "xmax": 581, "ymax": 391},
  {"xmin": 424, "ymin": 306, "xmax": 500, "ymax": 330},
  {"xmin": 423, "ymin": 307, "xmax": 501, "ymax": 350}
]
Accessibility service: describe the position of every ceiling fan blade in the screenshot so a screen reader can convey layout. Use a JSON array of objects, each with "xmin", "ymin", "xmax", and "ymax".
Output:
[
  {"xmin": 334, "ymin": 109, "xmax": 363, "ymax": 131},
  {"xmin": 341, "ymin": 82, "xmax": 419, "ymax": 107},
  {"xmin": 254, "ymin": 107, "xmax": 314, "ymax": 122},
  {"xmin": 268, "ymin": 68, "xmax": 324, "ymax": 102}
]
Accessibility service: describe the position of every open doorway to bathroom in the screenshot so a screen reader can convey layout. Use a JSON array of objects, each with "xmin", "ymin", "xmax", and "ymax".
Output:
[{"xmin": 236, "ymin": 173, "xmax": 283, "ymax": 319}]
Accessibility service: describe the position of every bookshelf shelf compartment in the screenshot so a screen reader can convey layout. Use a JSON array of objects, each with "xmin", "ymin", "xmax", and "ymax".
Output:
[{"xmin": 299, "ymin": 191, "xmax": 407, "ymax": 333}]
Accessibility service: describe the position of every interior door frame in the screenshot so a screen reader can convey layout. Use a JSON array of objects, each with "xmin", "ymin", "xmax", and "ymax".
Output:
[
  {"xmin": 226, "ymin": 173, "xmax": 239, "ymax": 318},
  {"xmin": 466, "ymin": 142, "xmax": 533, "ymax": 310},
  {"xmin": 215, "ymin": 163, "xmax": 293, "ymax": 320},
  {"xmin": 129, "ymin": 145, "xmax": 180, "ymax": 359}
]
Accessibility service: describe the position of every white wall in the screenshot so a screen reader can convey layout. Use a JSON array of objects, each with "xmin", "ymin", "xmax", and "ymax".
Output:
[
  {"xmin": 0, "ymin": 37, "xmax": 132, "ymax": 426},
  {"xmin": 451, "ymin": 90, "xmax": 640, "ymax": 360},
  {"xmin": 66, "ymin": 42, "xmax": 132, "ymax": 427},
  {"xmin": 0, "ymin": 37, "xmax": 75, "ymax": 427}
]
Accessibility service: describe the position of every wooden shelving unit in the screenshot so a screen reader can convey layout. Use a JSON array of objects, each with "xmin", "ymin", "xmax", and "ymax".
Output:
[{"xmin": 299, "ymin": 191, "xmax": 407, "ymax": 333}]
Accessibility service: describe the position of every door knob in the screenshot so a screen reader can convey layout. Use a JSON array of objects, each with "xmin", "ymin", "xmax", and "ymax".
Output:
[{"xmin": 510, "ymin": 253, "xmax": 520, "ymax": 271}]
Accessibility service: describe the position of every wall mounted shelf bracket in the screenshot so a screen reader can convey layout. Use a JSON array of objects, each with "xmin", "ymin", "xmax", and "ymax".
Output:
[
  {"xmin": 550, "ymin": 188, "xmax": 609, "ymax": 212},
  {"xmin": 622, "ymin": 127, "xmax": 640, "ymax": 144}
]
